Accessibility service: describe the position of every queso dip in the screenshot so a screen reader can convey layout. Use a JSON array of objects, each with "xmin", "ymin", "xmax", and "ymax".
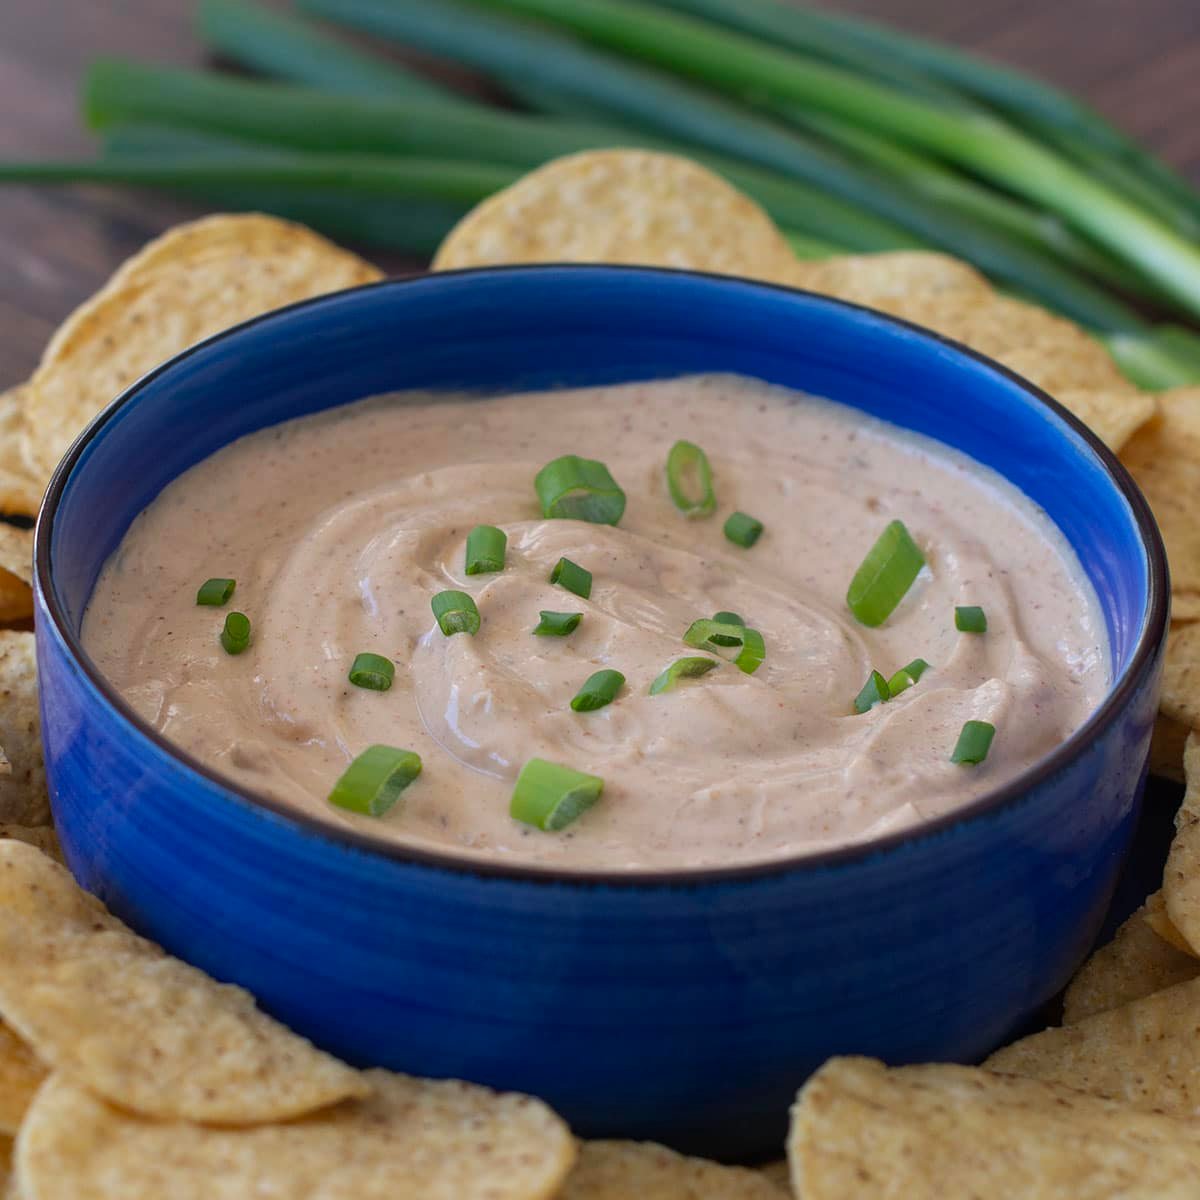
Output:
[{"xmin": 83, "ymin": 375, "xmax": 1108, "ymax": 871}]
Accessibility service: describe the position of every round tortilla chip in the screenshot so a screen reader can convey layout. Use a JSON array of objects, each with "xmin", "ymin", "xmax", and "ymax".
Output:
[
  {"xmin": 1160, "ymin": 622, "xmax": 1200, "ymax": 732},
  {"xmin": 0, "ymin": 1023, "xmax": 45, "ymax": 1138},
  {"xmin": 0, "ymin": 389, "xmax": 41, "ymax": 520},
  {"xmin": 0, "ymin": 634, "xmax": 47, "ymax": 828},
  {"xmin": 0, "ymin": 841, "xmax": 367, "ymax": 1124},
  {"xmin": 1164, "ymin": 732, "xmax": 1200, "ymax": 956},
  {"xmin": 561, "ymin": 1141, "xmax": 786, "ymax": 1199},
  {"xmin": 0, "ymin": 827, "xmax": 61, "ymax": 866},
  {"xmin": 0, "ymin": 526, "xmax": 33, "ymax": 626},
  {"xmin": 16, "ymin": 1069, "xmax": 575, "ymax": 1200},
  {"xmin": 433, "ymin": 149, "xmax": 794, "ymax": 279},
  {"xmin": 757, "ymin": 1159, "xmax": 792, "ymax": 1193},
  {"xmin": 23, "ymin": 215, "xmax": 382, "ymax": 481}
]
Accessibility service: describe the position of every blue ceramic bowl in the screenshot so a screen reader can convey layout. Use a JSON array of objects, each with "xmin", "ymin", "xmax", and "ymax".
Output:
[{"xmin": 35, "ymin": 267, "xmax": 1166, "ymax": 1161}]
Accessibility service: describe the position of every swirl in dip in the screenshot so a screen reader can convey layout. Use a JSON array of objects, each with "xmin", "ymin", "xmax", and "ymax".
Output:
[{"xmin": 83, "ymin": 375, "xmax": 1108, "ymax": 871}]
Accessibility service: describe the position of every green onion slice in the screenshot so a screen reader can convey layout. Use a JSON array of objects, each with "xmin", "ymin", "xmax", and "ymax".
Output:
[
  {"xmin": 549, "ymin": 556, "xmax": 592, "ymax": 599},
  {"xmin": 533, "ymin": 610, "xmax": 582, "ymax": 637},
  {"xmin": 196, "ymin": 577, "xmax": 235, "ymax": 606},
  {"xmin": 682, "ymin": 618, "xmax": 765, "ymax": 674},
  {"xmin": 328, "ymin": 745, "xmax": 422, "ymax": 817},
  {"xmin": 951, "ymin": 720, "xmax": 996, "ymax": 764},
  {"xmin": 723, "ymin": 511, "xmax": 764, "ymax": 548},
  {"xmin": 710, "ymin": 610, "xmax": 745, "ymax": 646},
  {"xmin": 846, "ymin": 520, "xmax": 926, "ymax": 626},
  {"xmin": 955, "ymin": 605, "xmax": 988, "ymax": 633},
  {"xmin": 348, "ymin": 652, "xmax": 394, "ymax": 691},
  {"xmin": 220, "ymin": 611, "xmax": 251, "ymax": 655},
  {"xmin": 733, "ymin": 627, "xmax": 766, "ymax": 675},
  {"xmin": 665, "ymin": 439, "xmax": 716, "ymax": 517},
  {"xmin": 649, "ymin": 656, "xmax": 720, "ymax": 695},
  {"xmin": 887, "ymin": 658, "xmax": 931, "ymax": 697},
  {"xmin": 510, "ymin": 757, "xmax": 603, "ymax": 831},
  {"xmin": 853, "ymin": 669, "xmax": 891, "ymax": 713},
  {"xmin": 465, "ymin": 524, "xmax": 507, "ymax": 576},
  {"xmin": 570, "ymin": 668, "xmax": 625, "ymax": 712},
  {"xmin": 431, "ymin": 589, "xmax": 480, "ymax": 636},
  {"xmin": 535, "ymin": 455, "xmax": 626, "ymax": 525}
]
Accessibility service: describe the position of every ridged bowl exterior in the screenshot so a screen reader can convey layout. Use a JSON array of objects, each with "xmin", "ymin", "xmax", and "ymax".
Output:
[{"xmin": 35, "ymin": 268, "xmax": 1166, "ymax": 1160}]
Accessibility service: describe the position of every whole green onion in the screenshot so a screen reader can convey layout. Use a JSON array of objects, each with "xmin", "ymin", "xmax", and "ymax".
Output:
[
  {"xmin": 846, "ymin": 520, "xmax": 925, "ymax": 627},
  {"xmin": 535, "ymin": 455, "xmax": 626, "ymax": 524},
  {"xmin": 549, "ymin": 557, "xmax": 592, "ymax": 599},
  {"xmin": 431, "ymin": 589, "xmax": 481, "ymax": 636},
  {"xmin": 348, "ymin": 652, "xmax": 395, "ymax": 691},
  {"xmin": 723, "ymin": 511, "xmax": 763, "ymax": 549},
  {"xmin": 328, "ymin": 745, "xmax": 422, "ymax": 816},
  {"xmin": 887, "ymin": 658, "xmax": 930, "ymax": 697},
  {"xmin": 853, "ymin": 669, "xmax": 890, "ymax": 713},
  {"xmin": 665, "ymin": 440, "xmax": 716, "ymax": 517},
  {"xmin": 951, "ymin": 720, "xmax": 996, "ymax": 765},
  {"xmin": 465, "ymin": 524, "xmax": 507, "ymax": 575},
  {"xmin": 955, "ymin": 605, "xmax": 988, "ymax": 634},
  {"xmin": 220, "ymin": 611, "xmax": 252, "ymax": 655},
  {"xmin": 510, "ymin": 757, "xmax": 603, "ymax": 831},
  {"xmin": 196, "ymin": 577, "xmax": 235, "ymax": 606},
  {"xmin": 649, "ymin": 656, "xmax": 720, "ymax": 694},
  {"xmin": 570, "ymin": 668, "xmax": 625, "ymax": 712},
  {"xmin": 533, "ymin": 610, "xmax": 583, "ymax": 637}
]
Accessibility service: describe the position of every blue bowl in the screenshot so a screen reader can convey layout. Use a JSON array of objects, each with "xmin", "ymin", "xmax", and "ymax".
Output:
[{"xmin": 35, "ymin": 267, "xmax": 1166, "ymax": 1161}]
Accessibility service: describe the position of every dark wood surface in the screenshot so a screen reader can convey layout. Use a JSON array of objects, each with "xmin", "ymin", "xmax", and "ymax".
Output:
[{"xmin": 2, "ymin": 0, "xmax": 1199, "ymax": 388}]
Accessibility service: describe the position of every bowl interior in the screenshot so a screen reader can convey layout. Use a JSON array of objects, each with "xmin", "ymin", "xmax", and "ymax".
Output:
[{"xmin": 45, "ymin": 265, "xmax": 1155, "ymax": 748}]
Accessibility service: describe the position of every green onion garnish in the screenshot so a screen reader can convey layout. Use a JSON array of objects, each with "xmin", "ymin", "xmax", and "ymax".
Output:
[
  {"xmin": 665, "ymin": 439, "xmax": 716, "ymax": 518},
  {"xmin": 431, "ymin": 589, "xmax": 480, "ymax": 636},
  {"xmin": 710, "ymin": 611, "xmax": 745, "ymax": 646},
  {"xmin": 549, "ymin": 556, "xmax": 592, "ymax": 599},
  {"xmin": 951, "ymin": 720, "xmax": 996, "ymax": 764},
  {"xmin": 220, "ymin": 611, "xmax": 251, "ymax": 655},
  {"xmin": 465, "ymin": 524, "xmax": 507, "ymax": 575},
  {"xmin": 723, "ymin": 511, "xmax": 764, "ymax": 548},
  {"xmin": 348, "ymin": 652, "xmax": 394, "ymax": 691},
  {"xmin": 328, "ymin": 745, "xmax": 422, "ymax": 817},
  {"xmin": 535, "ymin": 455, "xmax": 626, "ymax": 525},
  {"xmin": 570, "ymin": 668, "xmax": 625, "ymax": 712},
  {"xmin": 196, "ymin": 577, "xmax": 235, "ymax": 606},
  {"xmin": 887, "ymin": 658, "xmax": 931, "ymax": 697},
  {"xmin": 955, "ymin": 605, "xmax": 988, "ymax": 633},
  {"xmin": 533, "ymin": 610, "xmax": 582, "ymax": 637},
  {"xmin": 681, "ymin": 618, "xmax": 766, "ymax": 674},
  {"xmin": 649, "ymin": 656, "xmax": 720, "ymax": 695},
  {"xmin": 853, "ymin": 669, "xmax": 890, "ymax": 713},
  {"xmin": 510, "ymin": 757, "xmax": 603, "ymax": 831},
  {"xmin": 846, "ymin": 520, "xmax": 926, "ymax": 627},
  {"xmin": 733, "ymin": 627, "xmax": 766, "ymax": 675}
]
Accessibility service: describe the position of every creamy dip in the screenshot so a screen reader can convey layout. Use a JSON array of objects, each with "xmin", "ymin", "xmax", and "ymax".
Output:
[{"xmin": 83, "ymin": 375, "xmax": 1108, "ymax": 871}]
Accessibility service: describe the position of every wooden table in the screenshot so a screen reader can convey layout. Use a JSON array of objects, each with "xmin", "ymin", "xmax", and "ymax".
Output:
[{"xmin": 2, "ymin": 0, "xmax": 1198, "ymax": 387}]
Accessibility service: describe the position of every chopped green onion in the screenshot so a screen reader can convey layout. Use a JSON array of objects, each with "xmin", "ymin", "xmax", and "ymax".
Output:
[
  {"xmin": 665, "ymin": 439, "xmax": 716, "ymax": 517},
  {"xmin": 710, "ymin": 610, "xmax": 744, "ymax": 645},
  {"xmin": 955, "ymin": 605, "xmax": 988, "ymax": 633},
  {"xmin": 951, "ymin": 719, "xmax": 996, "ymax": 764},
  {"xmin": 534, "ymin": 454, "xmax": 626, "ymax": 524},
  {"xmin": 846, "ymin": 519, "xmax": 925, "ymax": 626},
  {"xmin": 328, "ymin": 744, "xmax": 422, "ymax": 816},
  {"xmin": 549, "ymin": 556, "xmax": 592, "ymax": 599},
  {"xmin": 220, "ymin": 611, "xmax": 251, "ymax": 655},
  {"xmin": 348, "ymin": 652, "xmax": 395, "ymax": 691},
  {"xmin": 733, "ymin": 627, "xmax": 766, "ymax": 675},
  {"xmin": 683, "ymin": 617, "xmax": 748, "ymax": 653},
  {"xmin": 570, "ymin": 668, "xmax": 625, "ymax": 712},
  {"xmin": 431, "ymin": 589, "xmax": 480, "ymax": 636},
  {"xmin": 196, "ymin": 577, "xmax": 235, "ymax": 606},
  {"xmin": 533, "ymin": 610, "xmax": 582, "ymax": 636},
  {"xmin": 723, "ymin": 510, "xmax": 764, "ymax": 548},
  {"xmin": 465, "ymin": 524, "xmax": 507, "ymax": 575},
  {"xmin": 649, "ymin": 655, "xmax": 720, "ymax": 694},
  {"xmin": 853, "ymin": 669, "xmax": 890, "ymax": 713},
  {"xmin": 510, "ymin": 757, "xmax": 603, "ymax": 831},
  {"xmin": 887, "ymin": 658, "xmax": 931, "ymax": 696}
]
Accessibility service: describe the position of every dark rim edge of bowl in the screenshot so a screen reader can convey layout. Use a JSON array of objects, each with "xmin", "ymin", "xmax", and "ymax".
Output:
[{"xmin": 35, "ymin": 263, "xmax": 1170, "ymax": 888}]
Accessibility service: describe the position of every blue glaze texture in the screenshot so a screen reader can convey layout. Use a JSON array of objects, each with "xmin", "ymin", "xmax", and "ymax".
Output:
[{"xmin": 35, "ymin": 267, "xmax": 1166, "ymax": 1160}]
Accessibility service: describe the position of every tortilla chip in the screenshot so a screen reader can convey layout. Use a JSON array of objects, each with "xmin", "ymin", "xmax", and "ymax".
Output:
[
  {"xmin": 0, "ymin": 841, "xmax": 366, "ymax": 1124},
  {"xmin": 0, "ymin": 1024, "xmax": 45, "ymax": 1138},
  {"xmin": 1163, "ymin": 732, "xmax": 1200, "ymax": 955},
  {"xmin": 23, "ymin": 215, "xmax": 381, "ymax": 482},
  {"xmin": 0, "ymin": 826, "xmax": 61, "ymax": 866},
  {"xmin": 789, "ymin": 1056, "xmax": 1200, "ymax": 1198},
  {"xmin": 0, "ymin": 634, "xmax": 46, "ymax": 827},
  {"xmin": 561, "ymin": 1141, "xmax": 786, "ymax": 1199},
  {"xmin": 0, "ymin": 526, "xmax": 32, "ymax": 625},
  {"xmin": 986, "ymin": 974, "xmax": 1200, "ymax": 1116},
  {"xmin": 1121, "ymin": 390, "xmax": 1200, "ymax": 620},
  {"xmin": 757, "ymin": 1159, "xmax": 792, "ymax": 1193},
  {"xmin": 1162, "ymin": 623, "xmax": 1200, "ymax": 732},
  {"xmin": 1143, "ymin": 887, "xmax": 1197, "ymax": 954},
  {"xmin": 433, "ymin": 149, "xmax": 795, "ymax": 279},
  {"xmin": 0, "ymin": 388, "xmax": 42, "ymax": 520},
  {"xmin": 1062, "ymin": 898, "xmax": 1200, "ymax": 1023},
  {"xmin": 0, "ymin": 1135, "xmax": 10, "ymax": 1198},
  {"xmin": 15, "ymin": 1069, "xmax": 575, "ymax": 1200},
  {"xmin": 1149, "ymin": 711, "xmax": 1190, "ymax": 782}
]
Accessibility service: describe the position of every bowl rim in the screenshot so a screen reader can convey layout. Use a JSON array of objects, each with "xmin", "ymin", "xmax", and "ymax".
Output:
[{"xmin": 36, "ymin": 263, "xmax": 1169, "ymax": 887}]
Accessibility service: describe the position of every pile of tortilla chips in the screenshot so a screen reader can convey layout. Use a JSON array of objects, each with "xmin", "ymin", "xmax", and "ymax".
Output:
[{"xmin": 4, "ymin": 151, "xmax": 1200, "ymax": 1195}]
